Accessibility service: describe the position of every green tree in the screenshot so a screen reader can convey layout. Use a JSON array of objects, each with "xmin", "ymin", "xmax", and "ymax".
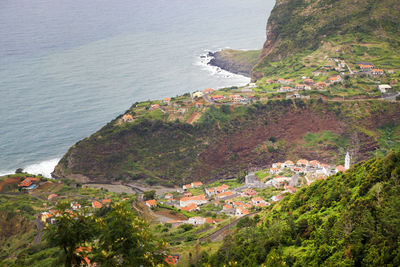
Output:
[
  {"xmin": 95, "ymin": 203, "xmax": 166, "ymax": 266},
  {"xmin": 45, "ymin": 204, "xmax": 97, "ymax": 267},
  {"xmin": 143, "ymin": 190, "xmax": 156, "ymax": 201}
]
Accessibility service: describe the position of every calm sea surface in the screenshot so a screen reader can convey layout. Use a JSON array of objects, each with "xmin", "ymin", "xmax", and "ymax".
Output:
[{"xmin": 0, "ymin": 0, "xmax": 274, "ymax": 176}]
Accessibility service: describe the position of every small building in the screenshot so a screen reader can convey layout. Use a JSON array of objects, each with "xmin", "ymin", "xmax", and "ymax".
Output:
[
  {"xmin": 296, "ymin": 159, "xmax": 309, "ymax": 167},
  {"xmin": 388, "ymin": 69, "xmax": 394, "ymax": 74},
  {"xmin": 145, "ymin": 199, "xmax": 157, "ymax": 208},
  {"xmin": 277, "ymin": 87, "xmax": 293, "ymax": 93},
  {"xmin": 284, "ymin": 185, "xmax": 297, "ymax": 194},
  {"xmin": 235, "ymin": 206, "xmax": 250, "ymax": 216},
  {"xmin": 272, "ymin": 162, "xmax": 283, "ymax": 169},
  {"xmin": 164, "ymin": 255, "xmax": 180, "ymax": 265},
  {"xmin": 371, "ymin": 69, "xmax": 384, "ymax": 76},
  {"xmin": 270, "ymin": 168, "xmax": 281, "ymax": 175},
  {"xmin": 18, "ymin": 177, "xmax": 39, "ymax": 190},
  {"xmin": 102, "ymin": 199, "xmax": 112, "ymax": 205},
  {"xmin": 271, "ymin": 195, "xmax": 284, "ymax": 202},
  {"xmin": 184, "ymin": 192, "xmax": 193, "ymax": 198},
  {"xmin": 215, "ymin": 191, "xmax": 235, "ymax": 200},
  {"xmin": 378, "ymin": 84, "xmax": 392, "ymax": 93},
  {"xmin": 304, "ymin": 78, "xmax": 314, "ymax": 85},
  {"xmin": 92, "ymin": 201, "xmax": 103, "ymax": 209},
  {"xmin": 309, "ymin": 160, "xmax": 320, "ymax": 168},
  {"xmin": 48, "ymin": 194, "xmax": 58, "ymax": 200},
  {"xmin": 223, "ymin": 204, "xmax": 233, "ymax": 211},
  {"xmin": 70, "ymin": 203, "xmax": 81, "ymax": 210},
  {"xmin": 202, "ymin": 88, "xmax": 215, "ymax": 94},
  {"xmin": 315, "ymin": 82, "xmax": 327, "ymax": 89},
  {"xmin": 180, "ymin": 203, "xmax": 198, "ymax": 212},
  {"xmin": 272, "ymin": 176, "xmax": 292, "ymax": 187},
  {"xmin": 188, "ymin": 217, "xmax": 207, "ymax": 225},
  {"xmin": 251, "ymin": 197, "xmax": 266, "ymax": 205},
  {"xmin": 192, "ymin": 91, "xmax": 204, "ymax": 98},
  {"xmin": 180, "ymin": 195, "xmax": 207, "ymax": 207},
  {"xmin": 267, "ymin": 79, "xmax": 275, "ymax": 84},
  {"xmin": 191, "ymin": 181, "xmax": 203, "ymax": 188},
  {"xmin": 211, "ymin": 95, "xmax": 225, "ymax": 101},
  {"xmin": 122, "ymin": 114, "xmax": 133, "ymax": 122},
  {"xmin": 242, "ymin": 188, "xmax": 258, "ymax": 197},
  {"xmin": 163, "ymin": 97, "xmax": 171, "ymax": 104},
  {"xmin": 284, "ymin": 160, "xmax": 294, "ymax": 167},
  {"xmin": 194, "ymin": 102, "xmax": 204, "ymax": 108},
  {"xmin": 150, "ymin": 104, "xmax": 160, "ymax": 110},
  {"xmin": 165, "ymin": 193, "xmax": 173, "ymax": 199},
  {"xmin": 182, "ymin": 184, "xmax": 192, "ymax": 190},
  {"xmin": 336, "ymin": 165, "xmax": 347, "ymax": 173},
  {"xmin": 358, "ymin": 64, "xmax": 374, "ymax": 71},
  {"xmin": 328, "ymin": 76, "xmax": 342, "ymax": 84}
]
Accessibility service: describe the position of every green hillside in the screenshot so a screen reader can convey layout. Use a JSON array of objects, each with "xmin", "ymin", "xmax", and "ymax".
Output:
[
  {"xmin": 252, "ymin": 0, "xmax": 400, "ymax": 81},
  {"xmin": 53, "ymin": 100, "xmax": 400, "ymax": 186},
  {"xmin": 203, "ymin": 151, "xmax": 400, "ymax": 266}
]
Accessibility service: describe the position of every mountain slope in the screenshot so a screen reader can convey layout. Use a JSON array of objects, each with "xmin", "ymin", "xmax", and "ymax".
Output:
[
  {"xmin": 252, "ymin": 0, "xmax": 400, "ymax": 80},
  {"xmin": 205, "ymin": 151, "xmax": 400, "ymax": 266},
  {"xmin": 53, "ymin": 100, "xmax": 400, "ymax": 185}
]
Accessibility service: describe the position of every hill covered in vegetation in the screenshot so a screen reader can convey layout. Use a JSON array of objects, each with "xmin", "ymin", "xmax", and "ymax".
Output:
[
  {"xmin": 203, "ymin": 151, "xmax": 400, "ymax": 266},
  {"xmin": 252, "ymin": 0, "xmax": 400, "ymax": 81},
  {"xmin": 53, "ymin": 100, "xmax": 400, "ymax": 186}
]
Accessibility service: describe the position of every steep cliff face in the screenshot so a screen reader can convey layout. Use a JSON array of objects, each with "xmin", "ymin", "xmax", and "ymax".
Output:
[
  {"xmin": 53, "ymin": 100, "xmax": 400, "ymax": 185},
  {"xmin": 252, "ymin": 0, "xmax": 400, "ymax": 80}
]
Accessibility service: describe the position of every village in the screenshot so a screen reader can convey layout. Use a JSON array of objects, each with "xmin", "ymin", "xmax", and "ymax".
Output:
[
  {"xmin": 142, "ymin": 152, "xmax": 352, "ymax": 228},
  {"xmin": 119, "ymin": 57, "xmax": 399, "ymax": 126}
]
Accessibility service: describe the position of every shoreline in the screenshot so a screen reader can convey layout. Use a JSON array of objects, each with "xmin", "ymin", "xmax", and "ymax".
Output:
[
  {"xmin": 206, "ymin": 49, "xmax": 261, "ymax": 78},
  {"xmin": 207, "ymin": 51, "xmax": 251, "ymax": 77}
]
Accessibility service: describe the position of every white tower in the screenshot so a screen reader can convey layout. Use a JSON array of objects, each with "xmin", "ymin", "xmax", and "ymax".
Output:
[{"xmin": 345, "ymin": 152, "xmax": 351, "ymax": 170}]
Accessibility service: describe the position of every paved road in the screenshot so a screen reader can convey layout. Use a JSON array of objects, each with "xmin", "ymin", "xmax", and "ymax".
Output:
[
  {"xmin": 33, "ymin": 215, "xmax": 44, "ymax": 245},
  {"xmin": 199, "ymin": 212, "xmax": 258, "ymax": 242}
]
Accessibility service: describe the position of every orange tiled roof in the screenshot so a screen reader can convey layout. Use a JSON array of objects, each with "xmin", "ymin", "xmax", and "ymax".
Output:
[
  {"xmin": 223, "ymin": 204, "xmax": 233, "ymax": 210},
  {"xmin": 216, "ymin": 191, "xmax": 234, "ymax": 198},
  {"xmin": 146, "ymin": 199, "xmax": 157, "ymax": 206},
  {"xmin": 102, "ymin": 199, "xmax": 112, "ymax": 204},
  {"xmin": 92, "ymin": 201, "xmax": 103, "ymax": 209},
  {"xmin": 48, "ymin": 194, "xmax": 58, "ymax": 200},
  {"xmin": 180, "ymin": 203, "xmax": 198, "ymax": 211},
  {"xmin": 180, "ymin": 194, "xmax": 206, "ymax": 202}
]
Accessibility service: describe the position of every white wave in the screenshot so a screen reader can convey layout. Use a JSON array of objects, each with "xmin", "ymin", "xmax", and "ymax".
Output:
[
  {"xmin": 24, "ymin": 158, "xmax": 60, "ymax": 178},
  {"xmin": 0, "ymin": 158, "xmax": 62, "ymax": 178},
  {"xmin": 194, "ymin": 49, "xmax": 250, "ymax": 86}
]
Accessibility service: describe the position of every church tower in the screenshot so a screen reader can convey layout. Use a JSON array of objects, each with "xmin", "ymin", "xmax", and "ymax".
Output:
[{"xmin": 345, "ymin": 152, "xmax": 351, "ymax": 170}]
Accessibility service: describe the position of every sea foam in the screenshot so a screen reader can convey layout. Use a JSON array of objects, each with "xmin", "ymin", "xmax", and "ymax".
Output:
[{"xmin": 0, "ymin": 158, "xmax": 60, "ymax": 178}]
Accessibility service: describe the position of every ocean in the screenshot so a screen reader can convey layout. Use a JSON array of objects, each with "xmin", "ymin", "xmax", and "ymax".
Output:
[{"xmin": 0, "ymin": 0, "xmax": 274, "ymax": 177}]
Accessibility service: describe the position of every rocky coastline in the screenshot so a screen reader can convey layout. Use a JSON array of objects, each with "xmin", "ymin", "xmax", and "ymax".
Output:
[{"xmin": 207, "ymin": 49, "xmax": 260, "ymax": 78}]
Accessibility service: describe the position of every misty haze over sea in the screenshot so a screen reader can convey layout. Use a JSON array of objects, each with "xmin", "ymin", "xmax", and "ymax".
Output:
[{"xmin": 0, "ymin": 0, "xmax": 274, "ymax": 176}]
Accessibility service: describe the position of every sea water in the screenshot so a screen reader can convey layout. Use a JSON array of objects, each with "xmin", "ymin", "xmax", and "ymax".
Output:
[{"xmin": 0, "ymin": 0, "xmax": 274, "ymax": 177}]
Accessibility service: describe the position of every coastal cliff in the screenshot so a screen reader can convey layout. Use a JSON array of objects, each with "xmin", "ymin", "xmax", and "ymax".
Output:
[
  {"xmin": 208, "ymin": 50, "xmax": 261, "ymax": 77},
  {"xmin": 252, "ymin": 0, "xmax": 400, "ymax": 80}
]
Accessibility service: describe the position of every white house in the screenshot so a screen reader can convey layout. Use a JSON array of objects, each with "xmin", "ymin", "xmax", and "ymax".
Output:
[
  {"xmin": 192, "ymin": 91, "xmax": 204, "ymax": 98},
  {"xmin": 378, "ymin": 84, "xmax": 392, "ymax": 94},
  {"xmin": 251, "ymin": 197, "xmax": 266, "ymax": 205},
  {"xmin": 179, "ymin": 195, "xmax": 207, "ymax": 207},
  {"xmin": 188, "ymin": 217, "xmax": 206, "ymax": 225}
]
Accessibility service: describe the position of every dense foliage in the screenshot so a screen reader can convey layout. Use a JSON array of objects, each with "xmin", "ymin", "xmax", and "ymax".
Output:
[
  {"xmin": 204, "ymin": 151, "xmax": 400, "ymax": 266},
  {"xmin": 45, "ymin": 203, "xmax": 166, "ymax": 266}
]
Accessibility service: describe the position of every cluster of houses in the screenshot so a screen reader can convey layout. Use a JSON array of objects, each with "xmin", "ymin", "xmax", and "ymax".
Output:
[
  {"xmin": 357, "ymin": 63, "xmax": 393, "ymax": 76},
  {"xmin": 40, "ymin": 198, "xmax": 113, "ymax": 225},
  {"xmin": 269, "ymin": 159, "xmax": 348, "ymax": 179}
]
